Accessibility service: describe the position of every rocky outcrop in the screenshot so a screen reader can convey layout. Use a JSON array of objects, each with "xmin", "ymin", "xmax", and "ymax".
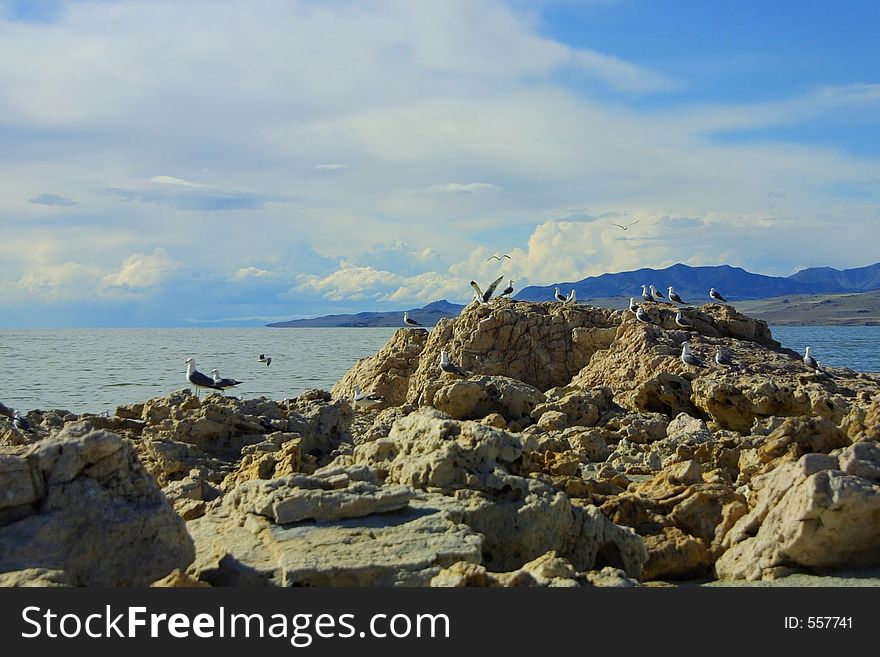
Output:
[
  {"xmin": 0, "ymin": 422, "xmax": 194, "ymax": 586},
  {"xmin": 716, "ymin": 442, "xmax": 880, "ymax": 581},
  {"xmin": 332, "ymin": 328, "xmax": 429, "ymax": 408}
]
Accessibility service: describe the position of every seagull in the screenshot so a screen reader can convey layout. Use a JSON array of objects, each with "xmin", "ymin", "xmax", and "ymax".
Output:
[
  {"xmin": 611, "ymin": 220, "xmax": 640, "ymax": 231},
  {"xmin": 403, "ymin": 311, "xmax": 423, "ymax": 327},
  {"xmin": 439, "ymin": 350, "xmax": 469, "ymax": 377},
  {"xmin": 554, "ymin": 287, "xmax": 567, "ymax": 302},
  {"xmin": 635, "ymin": 306, "xmax": 653, "ymax": 324},
  {"xmin": 564, "ymin": 289, "xmax": 577, "ymax": 305},
  {"xmin": 641, "ymin": 284, "xmax": 654, "ymax": 303},
  {"xmin": 650, "ymin": 285, "xmax": 665, "ymax": 299},
  {"xmin": 211, "ymin": 368, "xmax": 243, "ymax": 393},
  {"xmin": 668, "ymin": 287, "xmax": 686, "ymax": 304},
  {"xmin": 715, "ymin": 348, "xmax": 734, "ymax": 366},
  {"xmin": 353, "ymin": 385, "xmax": 383, "ymax": 409},
  {"xmin": 485, "ymin": 254, "xmax": 511, "ymax": 262},
  {"xmin": 803, "ymin": 346, "xmax": 822, "ymax": 372},
  {"xmin": 259, "ymin": 353, "xmax": 272, "ymax": 367},
  {"xmin": 709, "ymin": 288, "xmax": 728, "ymax": 303},
  {"xmin": 470, "ymin": 275, "xmax": 505, "ymax": 304},
  {"xmin": 185, "ymin": 357, "xmax": 220, "ymax": 397},
  {"xmin": 680, "ymin": 342, "xmax": 706, "ymax": 368},
  {"xmin": 499, "ymin": 279, "xmax": 515, "ymax": 297},
  {"xmin": 13, "ymin": 411, "xmax": 33, "ymax": 433},
  {"xmin": 675, "ymin": 310, "xmax": 693, "ymax": 329},
  {"xmin": 628, "ymin": 297, "xmax": 639, "ymax": 313}
]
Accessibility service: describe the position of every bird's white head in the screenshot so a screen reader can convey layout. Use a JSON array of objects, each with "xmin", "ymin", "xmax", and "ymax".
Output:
[
  {"xmin": 682, "ymin": 341, "xmax": 691, "ymax": 352},
  {"xmin": 710, "ymin": 288, "xmax": 717, "ymax": 294},
  {"xmin": 440, "ymin": 350, "xmax": 450, "ymax": 363},
  {"xmin": 211, "ymin": 368, "xmax": 219, "ymax": 375},
  {"xmin": 642, "ymin": 284, "xmax": 648, "ymax": 291},
  {"xmin": 668, "ymin": 286, "xmax": 674, "ymax": 293},
  {"xmin": 403, "ymin": 311, "xmax": 408, "ymax": 319},
  {"xmin": 185, "ymin": 357, "xmax": 194, "ymax": 364},
  {"xmin": 805, "ymin": 346, "xmax": 812, "ymax": 356}
]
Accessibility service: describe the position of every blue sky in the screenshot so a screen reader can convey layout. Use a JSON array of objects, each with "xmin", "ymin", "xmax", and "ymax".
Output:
[{"xmin": 1, "ymin": 0, "xmax": 879, "ymax": 327}]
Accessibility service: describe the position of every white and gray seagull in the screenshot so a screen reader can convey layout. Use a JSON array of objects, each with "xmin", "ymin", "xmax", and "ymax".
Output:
[
  {"xmin": 628, "ymin": 297, "xmax": 639, "ymax": 313},
  {"xmin": 403, "ymin": 311, "xmax": 423, "ymax": 327},
  {"xmin": 554, "ymin": 287, "xmax": 567, "ymax": 302},
  {"xmin": 564, "ymin": 289, "xmax": 577, "ymax": 305},
  {"xmin": 680, "ymin": 342, "xmax": 706, "ymax": 368},
  {"xmin": 439, "ymin": 350, "xmax": 469, "ymax": 377},
  {"xmin": 13, "ymin": 411, "xmax": 33, "ymax": 433},
  {"xmin": 675, "ymin": 310, "xmax": 693, "ymax": 329},
  {"xmin": 211, "ymin": 368, "xmax": 243, "ymax": 394},
  {"xmin": 715, "ymin": 348, "xmax": 735, "ymax": 366},
  {"xmin": 185, "ymin": 357, "xmax": 220, "ymax": 397},
  {"xmin": 641, "ymin": 284, "xmax": 654, "ymax": 303},
  {"xmin": 259, "ymin": 353, "xmax": 272, "ymax": 366},
  {"xmin": 499, "ymin": 279, "xmax": 515, "ymax": 297},
  {"xmin": 668, "ymin": 287, "xmax": 686, "ymax": 304},
  {"xmin": 485, "ymin": 254, "xmax": 511, "ymax": 262},
  {"xmin": 803, "ymin": 346, "xmax": 822, "ymax": 372},
  {"xmin": 353, "ymin": 385, "xmax": 383, "ymax": 409},
  {"xmin": 635, "ymin": 306, "xmax": 653, "ymax": 324},
  {"xmin": 611, "ymin": 220, "xmax": 640, "ymax": 231},
  {"xmin": 709, "ymin": 288, "xmax": 728, "ymax": 303},
  {"xmin": 650, "ymin": 284, "xmax": 665, "ymax": 300},
  {"xmin": 471, "ymin": 275, "xmax": 505, "ymax": 304}
]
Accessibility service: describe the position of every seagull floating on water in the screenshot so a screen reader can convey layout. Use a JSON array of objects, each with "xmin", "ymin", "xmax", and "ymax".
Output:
[
  {"xmin": 803, "ymin": 346, "xmax": 822, "ymax": 372},
  {"xmin": 641, "ymin": 284, "xmax": 654, "ymax": 303},
  {"xmin": 485, "ymin": 254, "xmax": 511, "ymax": 262},
  {"xmin": 439, "ymin": 350, "xmax": 469, "ymax": 377},
  {"xmin": 554, "ymin": 287, "xmax": 567, "ymax": 302},
  {"xmin": 185, "ymin": 357, "xmax": 220, "ymax": 397},
  {"xmin": 668, "ymin": 287, "xmax": 686, "ymax": 304},
  {"xmin": 471, "ymin": 275, "xmax": 505, "ymax": 304},
  {"xmin": 353, "ymin": 385, "xmax": 383, "ymax": 409},
  {"xmin": 611, "ymin": 220, "xmax": 640, "ymax": 231},
  {"xmin": 211, "ymin": 368, "xmax": 243, "ymax": 393},
  {"xmin": 715, "ymin": 348, "xmax": 734, "ymax": 366},
  {"xmin": 403, "ymin": 311, "xmax": 423, "ymax": 327},
  {"xmin": 499, "ymin": 279, "xmax": 515, "ymax": 297},
  {"xmin": 259, "ymin": 353, "xmax": 272, "ymax": 367},
  {"xmin": 709, "ymin": 288, "xmax": 728, "ymax": 303},
  {"xmin": 680, "ymin": 342, "xmax": 706, "ymax": 368},
  {"xmin": 675, "ymin": 310, "xmax": 693, "ymax": 329}
]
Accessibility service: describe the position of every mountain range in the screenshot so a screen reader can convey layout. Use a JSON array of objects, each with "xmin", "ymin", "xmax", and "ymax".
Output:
[{"xmin": 267, "ymin": 262, "xmax": 880, "ymax": 327}]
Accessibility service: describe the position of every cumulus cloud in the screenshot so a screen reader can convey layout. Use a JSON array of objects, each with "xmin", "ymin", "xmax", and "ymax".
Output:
[
  {"xmin": 17, "ymin": 262, "xmax": 103, "ymax": 300},
  {"xmin": 422, "ymin": 182, "xmax": 503, "ymax": 195},
  {"xmin": 101, "ymin": 248, "xmax": 175, "ymax": 289},
  {"xmin": 233, "ymin": 266, "xmax": 276, "ymax": 280}
]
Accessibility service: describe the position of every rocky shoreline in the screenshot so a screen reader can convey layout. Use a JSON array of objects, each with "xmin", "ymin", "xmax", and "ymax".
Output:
[{"xmin": 2, "ymin": 299, "xmax": 879, "ymax": 587}]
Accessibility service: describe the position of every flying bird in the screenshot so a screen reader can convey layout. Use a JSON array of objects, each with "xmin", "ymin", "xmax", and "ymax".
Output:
[
  {"xmin": 485, "ymin": 254, "xmax": 511, "ymax": 262},
  {"xmin": 470, "ymin": 275, "xmax": 505, "ymax": 304},
  {"xmin": 403, "ymin": 311, "xmax": 423, "ymax": 327},
  {"xmin": 499, "ymin": 279, "xmax": 515, "ymax": 297},
  {"xmin": 439, "ymin": 350, "xmax": 469, "ymax": 377},
  {"xmin": 709, "ymin": 288, "xmax": 728, "ymax": 303},
  {"xmin": 680, "ymin": 342, "xmax": 706, "ymax": 368},
  {"xmin": 211, "ymin": 368, "xmax": 243, "ymax": 393},
  {"xmin": 668, "ymin": 287, "xmax": 686, "ymax": 304},
  {"xmin": 259, "ymin": 354, "xmax": 272, "ymax": 366},
  {"xmin": 641, "ymin": 284, "xmax": 654, "ymax": 303},
  {"xmin": 554, "ymin": 287, "xmax": 567, "ymax": 302},
  {"xmin": 353, "ymin": 385, "xmax": 383, "ymax": 409},
  {"xmin": 185, "ymin": 357, "xmax": 220, "ymax": 397},
  {"xmin": 611, "ymin": 220, "xmax": 640, "ymax": 231}
]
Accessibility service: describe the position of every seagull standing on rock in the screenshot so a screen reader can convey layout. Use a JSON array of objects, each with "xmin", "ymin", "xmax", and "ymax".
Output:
[
  {"xmin": 715, "ymin": 349, "xmax": 734, "ymax": 366},
  {"xmin": 185, "ymin": 357, "xmax": 220, "ymax": 397},
  {"xmin": 403, "ymin": 311, "xmax": 423, "ymax": 327},
  {"xmin": 471, "ymin": 275, "xmax": 505, "ymax": 304},
  {"xmin": 668, "ymin": 287, "xmax": 686, "ymax": 304},
  {"xmin": 499, "ymin": 279, "xmax": 515, "ymax": 298},
  {"xmin": 13, "ymin": 411, "xmax": 33, "ymax": 433},
  {"xmin": 628, "ymin": 298, "xmax": 639, "ymax": 314},
  {"xmin": 641, "ymin": 285, "xmax": 654, "ymax": 303},
  {"xmin": 636, "ymin": 306, "xmax": 653, "ymax": 324},
  {"xmin": 564, "ymin": 289, "xmax": 576, "ymax": 305},
  {"xmin": 211, "ymin": 368, "xmax": 243, "ymax": 394},
  {"xmin": 353, "ymin": 385, "xmax": 383, "ymax": 409},
  {"xmin": 554, "ymin": 287, "xmax": 567, "ymax": 302},
  {"xmin": 675, "ymin": 310, "xmax": 693, "ymax": 329},
  {"xmin": 439, "ymin": 351, "xmax": 469, "ymax": 377},
  {"xmin": 680, "ymin": 342, "xmax": 706, "ymax": 368},
  {"xmin": 803, "ymin": 346, "xmax": 822, "ymax": 372},
  {"xmin": 709, "ymin": 288, "xmax": 728, "ymax": 303},
  {"xmin": 650, "ymin": 285, "xmax": 665, "ymax": 300}
]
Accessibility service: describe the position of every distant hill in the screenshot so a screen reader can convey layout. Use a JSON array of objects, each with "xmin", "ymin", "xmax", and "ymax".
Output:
[
  {"xmin": 516, "ymin": 262, "xmax": 880, "ymax": 303},
  {"xmin": 736, "ymin": 290, "xmax": 880, "ymax": 326},
  {"xmin": 267, "ymin": 299, "xmax": 465, "ymax": 327}
]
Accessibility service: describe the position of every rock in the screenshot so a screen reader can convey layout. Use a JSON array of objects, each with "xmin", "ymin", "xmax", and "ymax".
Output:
[
  {"xmin": 0, "ymin": 423, "xmax": 194, "ymax": 586},
  {"xmin": 537, "ymin": 410, "xmax": 568, "ymax": 431},
  {"xmin": 531, "ymin": 387, "xmax": 616, "ymax": 428},
  {"xmin": 757, "ymin": 415, "xmax": 850, "ymax": 466},
  {"xmin": 151, "ymin": 569, "xmax": 211, "ymax": 587},
  {"xmin": 428, "ymin": 375, "xmax": 545, "ymax": 423},
  {"xmin": 332, "ymin": 328, "xmax": 429, "ymax": 409},
  {"xmin": 0, "ymin": 568, "xmax": 71, "ymax": 587},
  {"xmin": 717, "ymin": 443, "xmax": 880, "ymax": 581},
  {"xmin": 403, "ymin": 302, "xmax": 620, "ymax": 406}
]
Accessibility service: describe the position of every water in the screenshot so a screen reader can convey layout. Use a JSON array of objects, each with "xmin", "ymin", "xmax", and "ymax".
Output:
[
  {"xmin": 1, "ymin": 325, "xmax": 877, "ymax": 415},
  {"xmin": 0, "ymin": 328, "xmax": 398, "ymax": 415}
]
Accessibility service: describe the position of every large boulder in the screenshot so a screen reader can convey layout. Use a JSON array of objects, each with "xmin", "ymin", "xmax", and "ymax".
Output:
[{"xmin": 0, "ymin": 422, "xmax": 194, "ymax": 585}]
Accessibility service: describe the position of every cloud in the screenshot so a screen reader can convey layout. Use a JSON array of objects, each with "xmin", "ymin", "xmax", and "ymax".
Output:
[
  {"xmin": 28, "ymin": 193, "xmax": 78, "ymax": 207},
  {"xmin": 17, "ymin": 261, "xmax": 103, "ymax": 300},
  {"xmin": 295, "ymin": 265, "xmax": 401, "ymax": 302},
  {"xmin": 233, "ymin": 266, "xmax": 276, "ymax": 280},
  {"xmin": 315, "ymin": 163, "xmax": 349, "ymax": 171},
  {"xmin": 570, "ymin": 49, "xmax": 677, "ymax": 93},
  {"xmin": 108, "ymin": 177, "xmax": 290, "ymax": 211},
  {"xmin": 422, "ymin": 182, "xmax": 502, "ymax": 195},
  {"xmin": 101, "ymin": 248, "xmax": 175, "ymax": 289}
]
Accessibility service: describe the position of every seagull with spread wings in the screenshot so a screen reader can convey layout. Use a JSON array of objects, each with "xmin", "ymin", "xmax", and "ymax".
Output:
[{"xmin": 470, "ymin": 275, "xmax": 505, "ymax": 304}]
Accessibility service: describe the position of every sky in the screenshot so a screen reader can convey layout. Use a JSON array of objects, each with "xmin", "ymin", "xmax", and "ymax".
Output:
[{"xmin": 1, "ymin": 0, "xmax": 879, "ymax": 327}]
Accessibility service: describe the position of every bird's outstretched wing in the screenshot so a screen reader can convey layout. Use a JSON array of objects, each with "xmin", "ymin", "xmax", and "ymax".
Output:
[
  {"xmin": 486, "ymin": 255, "xmax": 500, "ymax": 262},
  {"xmin": 483, "ymin": 275, "xmax": 504, "ymax": 301},
  {"xmin": 470, "ymin": 280, "xmax": 484, "ymax": 299}
]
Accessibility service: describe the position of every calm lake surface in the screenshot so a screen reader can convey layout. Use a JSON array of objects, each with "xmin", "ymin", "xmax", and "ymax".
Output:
[{"xmin": 1, "ymin": 325, "xmax": 877, "ymax": 415}]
